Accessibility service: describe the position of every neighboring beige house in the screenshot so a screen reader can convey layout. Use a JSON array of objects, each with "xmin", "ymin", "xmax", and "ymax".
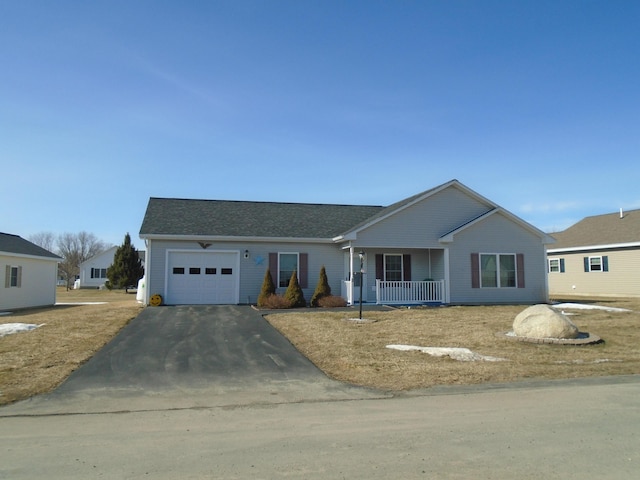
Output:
[
  {"xmin": 1, "ymin": 232, "xmax": 61, "ymax": 311},
  {"xmin": 547, "ymin": 208, "xmax": 640, "ymax": 298}
]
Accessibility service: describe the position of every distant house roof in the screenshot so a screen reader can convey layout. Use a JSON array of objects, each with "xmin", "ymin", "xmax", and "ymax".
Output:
[
  {"xmin": 139, "ymin": 198, "xmax": 384, "ymax": 239},
  {"xmin": 549, "ymin": 209, "xmax": 640, "ymax": 251},
  {"xmin": 0, "ymin": 232, "xmax": 61, "ymax": 259}
]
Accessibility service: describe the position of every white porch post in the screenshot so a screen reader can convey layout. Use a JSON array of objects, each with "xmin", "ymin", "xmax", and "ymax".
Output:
[
  {"xmin": 443, "ymin": 248, "xmax": 451, "ymax": 304},
  {"xmin": 349, "ymin": 246, "xmax": 355, "ymax": 304}
]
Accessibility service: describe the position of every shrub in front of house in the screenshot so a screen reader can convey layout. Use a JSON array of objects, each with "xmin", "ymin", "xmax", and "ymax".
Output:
[
  {"xmin": 284, "ymin": 270, "xmax": 307, "ymax": 308},
  {"xmin": 317, "ymin": 295, "xmax": 347, "ymax": 308},
  {"xmin": 310, "ymin": 265, "xmax": 331, "ymax": 307},
  {"xmin": 257, "ymin": 268, "xmax": 277, "ymax": 307},
  {"xmin": 259, "ymin": 294, "xmax": 293, "ymax": 309}
]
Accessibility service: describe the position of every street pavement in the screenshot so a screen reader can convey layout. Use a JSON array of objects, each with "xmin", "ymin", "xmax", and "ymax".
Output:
[{"xmin": 1, "ymin": 306, "xmax": 638, "ymax": 478}]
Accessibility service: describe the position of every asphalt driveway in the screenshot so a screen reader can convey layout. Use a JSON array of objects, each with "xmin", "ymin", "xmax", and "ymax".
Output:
[{"xmin": 14, "ymin": 306, "xmax": 384, "ymax": 414}]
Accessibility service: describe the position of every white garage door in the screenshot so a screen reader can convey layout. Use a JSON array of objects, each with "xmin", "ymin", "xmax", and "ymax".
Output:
[{"xmin": 167, "ymin": 251, "xmax": 239, "ymax": 305}]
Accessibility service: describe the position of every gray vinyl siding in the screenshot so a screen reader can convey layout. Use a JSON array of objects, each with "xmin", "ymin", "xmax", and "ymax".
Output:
[
  {"xmin": 447, "ymin": 213, "xmax": 548, "ymax": 304},
  {"xmin": 355, "ymin": 187, "xmax": 490, "ymax": 248},
  {"xmin": 145, "ymin": 239, "xmax": 344, "ymax": 304},
  {"xmin": 548, "ymin": 247, "xmax": 640, "ymax": 297}
]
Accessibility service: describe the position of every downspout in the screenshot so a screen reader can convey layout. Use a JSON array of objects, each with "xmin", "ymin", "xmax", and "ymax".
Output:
[
  {"xmin": 543, "ymin": 245, "xmax": 550, "ymax": 303},
  {"xmin": 144, "ymin": 238, "xmax": 151, "ymax": 305}
]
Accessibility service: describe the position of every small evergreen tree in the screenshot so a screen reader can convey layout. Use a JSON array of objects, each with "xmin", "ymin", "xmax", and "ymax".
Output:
[
  {"xmin": 106, "ymin": 233, "xmax": 144, "ymax": 290},
  {"xmin": 284, "ymin": 270, "xmax": 306, "ymax": 308},
  {"xmin": 257, "ymin": 268, "xmax": 276, "ymax": 307},
  {"xmin": 310, "ymin": 265, "xmax": 331, "ymax": 307}
]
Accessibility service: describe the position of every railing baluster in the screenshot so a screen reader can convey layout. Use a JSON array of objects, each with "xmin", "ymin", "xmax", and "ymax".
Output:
[{"xmin": 374, "ymin": 280, "xmax": 444, "ymax": 304}]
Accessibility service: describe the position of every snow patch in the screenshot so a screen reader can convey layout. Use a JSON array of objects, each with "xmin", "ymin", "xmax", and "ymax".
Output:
[
  {"xmin": 55, "ymin": 302, "xmax": 107, "ymax": 305},
  {"xmin": 552, "ymin": 303, "xmax": 630, "ymax": 313},
  {"xmin": 387, "ymin": 345, "xmax": 507, "ymax": 362},
  {"xmin": 0, "ymin": 323, "xmax": 45, "ymax": 337}
]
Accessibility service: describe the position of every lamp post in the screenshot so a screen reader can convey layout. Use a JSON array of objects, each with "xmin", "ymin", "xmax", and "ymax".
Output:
[{"xmin": 358, "ymin": 250, "xmax": 364, "ymax": 320}]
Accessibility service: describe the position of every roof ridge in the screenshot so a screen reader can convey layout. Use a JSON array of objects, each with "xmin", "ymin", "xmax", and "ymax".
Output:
[{"xmin": 148, "ymin": 197, "xmax": 382, "ymax": 208}]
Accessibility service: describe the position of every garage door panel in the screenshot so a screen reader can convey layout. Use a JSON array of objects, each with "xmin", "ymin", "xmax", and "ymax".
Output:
[{"xmin": 167, "ymin": 251, "xmax": 239, "ymax": 305}]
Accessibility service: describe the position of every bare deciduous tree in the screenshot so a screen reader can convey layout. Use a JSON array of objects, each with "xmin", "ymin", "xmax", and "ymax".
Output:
[
  {"xmin": 56, "ymin": 232, "xmax": 109, "ymax": 290},
  {"xmin": 28, "ymin": 231, "xmax": 57, "ymax": 252}
]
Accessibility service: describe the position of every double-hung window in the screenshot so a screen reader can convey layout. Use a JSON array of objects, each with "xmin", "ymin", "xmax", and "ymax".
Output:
[
  {"xmin": 584, "ymin": 255, "xmax": 608, "ymax": 272},
  {"xmin": 5, "ymin": 265, "xmax": 21, "ymax": 288},
  {"xmin": 480, "ymin": 254, "xmax": 516, "ymax": 288},
  {"xmin": 278, "ymin": 253, "xmax": 299, "ymax": 287},
  {"xmin": 548, "ymin": 258, "xmax": 565, "ymax": 273},
  {"xmin": 384, "ymin": 254, "xmax": 403, "ymax": 281},
  {"xmin": 91, "ymin": 268, "xmax": 107, "ymax": 279}
]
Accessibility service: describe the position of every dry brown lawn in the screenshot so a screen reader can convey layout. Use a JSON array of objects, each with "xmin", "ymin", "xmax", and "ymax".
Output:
[
  {"xmin": 0, "ymin": 287, "xmax": 143, "ymax": 406},
  {"xmin": 266, "ymin": 296, "xmax": 640, "ymax": 391},
  {"xmin": 1, "ymin": 291, "xmax": 638, "ymax": 406}
]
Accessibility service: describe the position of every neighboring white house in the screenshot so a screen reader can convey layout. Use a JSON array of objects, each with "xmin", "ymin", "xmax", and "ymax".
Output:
[
  {"xmin": 139, "ymin": 179, "xmax": 555, "ymax": 306},
  {"xmin": 77, "ymin": 246, "xmax": 146, "ymax": 289},
  {"xmin": 0, "ymin": 232, "xmax": 61, "ymax": 311},
  {"xmin": 77, "ymin": 246, "xmax": 118, "ymax": 289}
]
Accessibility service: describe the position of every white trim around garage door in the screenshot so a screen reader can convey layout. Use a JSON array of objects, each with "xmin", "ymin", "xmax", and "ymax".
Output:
[{"xmin": 164, "ymin": 249, "xmax": 241, "ymax": 305}]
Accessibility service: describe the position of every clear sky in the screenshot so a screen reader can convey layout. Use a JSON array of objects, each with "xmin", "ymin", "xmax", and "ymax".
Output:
[{"xmin": 1, "ymin": 0, "xmax": 638, "ymax": 249}]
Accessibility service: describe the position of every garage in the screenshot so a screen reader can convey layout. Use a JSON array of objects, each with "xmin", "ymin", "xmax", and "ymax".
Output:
[{"xmin": 166, "ymin": 250, "xmax": 240, "ymax": 305}]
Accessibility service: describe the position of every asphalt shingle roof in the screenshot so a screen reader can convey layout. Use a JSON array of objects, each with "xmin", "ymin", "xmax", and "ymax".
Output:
[
  {"xmin": 139, "ymin": 198, "xmax": 385, "ymax": 239},
  {"xmin": 0, "ymin": 232, "xmax": 61, "ymax": 259},
  {"xmin": 550, "ymin": 209, "xmax": 640, "ymax": 249}
]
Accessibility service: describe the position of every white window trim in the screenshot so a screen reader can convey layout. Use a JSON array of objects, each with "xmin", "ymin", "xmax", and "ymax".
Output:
[
  {"xmin": 588, "ymin": 256, "xmax": 602, "ymax": 272},
  {"xmin": 548, "ymin": 258, "xmax": 560, "ymax": 273},
  {"xmin": 6, "ymin": 265, "xmax": 21, "ymax": 288}
]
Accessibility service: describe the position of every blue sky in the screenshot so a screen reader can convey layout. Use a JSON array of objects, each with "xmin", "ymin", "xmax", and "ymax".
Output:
[{"xmin": 1, "ymin": 0, "xmax": 638, "ymax": 248}]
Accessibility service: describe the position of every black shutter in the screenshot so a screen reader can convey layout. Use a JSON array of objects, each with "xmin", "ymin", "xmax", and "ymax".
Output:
[
  {"xmin": 269, "ymin": 253, "xmax": 278, "ymax": 281},
  {"xmin": 299, "ymin": 253, "xmax": 308, "ymax": 288},
  {"xmin": 403, "ymin": 254, "xmax": 412, "ymax": 281},
  {"xmin": 560, "ymin": 258, "xmax": 565, "ymax": 273},
  {"xmin": 376, "ymin": 254, "xmax": 384, "ymax": 280},
  {"xmin": 471, "ymin": 253, "xmax": 480, "ymax": 288},
  {"xmin": 583, "ymin": 257, "xmax": 589, "ymax": 272},
  {"xmin": 603, "ymin": 256, "xmax": 609, "ymax": 272},
  {"xmin": 516, "ymin": 254, "xmax": 525, "ymax": 288}
]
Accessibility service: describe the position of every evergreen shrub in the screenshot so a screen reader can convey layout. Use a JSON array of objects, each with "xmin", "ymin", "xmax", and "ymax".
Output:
[
  {"xmin": 284, "ymin": 270, "xmax": 306, "ymax": 308},
  {"xmin": 257, "ymin": 268, "xmax": 277, "ymax": 307},
  {"xmin": 310, "ymin": 265, "xmax": 331, "ymax": 307}
]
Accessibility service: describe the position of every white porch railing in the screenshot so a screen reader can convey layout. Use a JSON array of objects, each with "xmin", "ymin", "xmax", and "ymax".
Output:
[{"xmin": 375, "ymin": 280, "xmax": 445, "ymax": 305}]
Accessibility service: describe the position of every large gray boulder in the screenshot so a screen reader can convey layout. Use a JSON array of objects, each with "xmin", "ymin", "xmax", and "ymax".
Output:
[{"xmin": 513, "ymin": 304, "xmax": 579, "ymax": 339}]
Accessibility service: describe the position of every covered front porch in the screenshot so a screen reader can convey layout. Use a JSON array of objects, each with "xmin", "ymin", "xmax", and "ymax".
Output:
[{"xmin": 341, "ymin": 247, "xmax": 450, "ymax": 306}]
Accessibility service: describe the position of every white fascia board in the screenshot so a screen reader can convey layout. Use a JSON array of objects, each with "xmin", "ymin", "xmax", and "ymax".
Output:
[
  {"xmin": 547, "ymin": 241, "xmax": 640, "ymax": 253},
  {"xmin": 332, "ymin": 232, "xmax": 357, "ymax": 242},
  {"xmin": 138, "ymin": 234, "xmax": 334, "ymax": 244},
  {"xmin": 0, "ymin": 251, "xmax": 60, "ymax": 262}
]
